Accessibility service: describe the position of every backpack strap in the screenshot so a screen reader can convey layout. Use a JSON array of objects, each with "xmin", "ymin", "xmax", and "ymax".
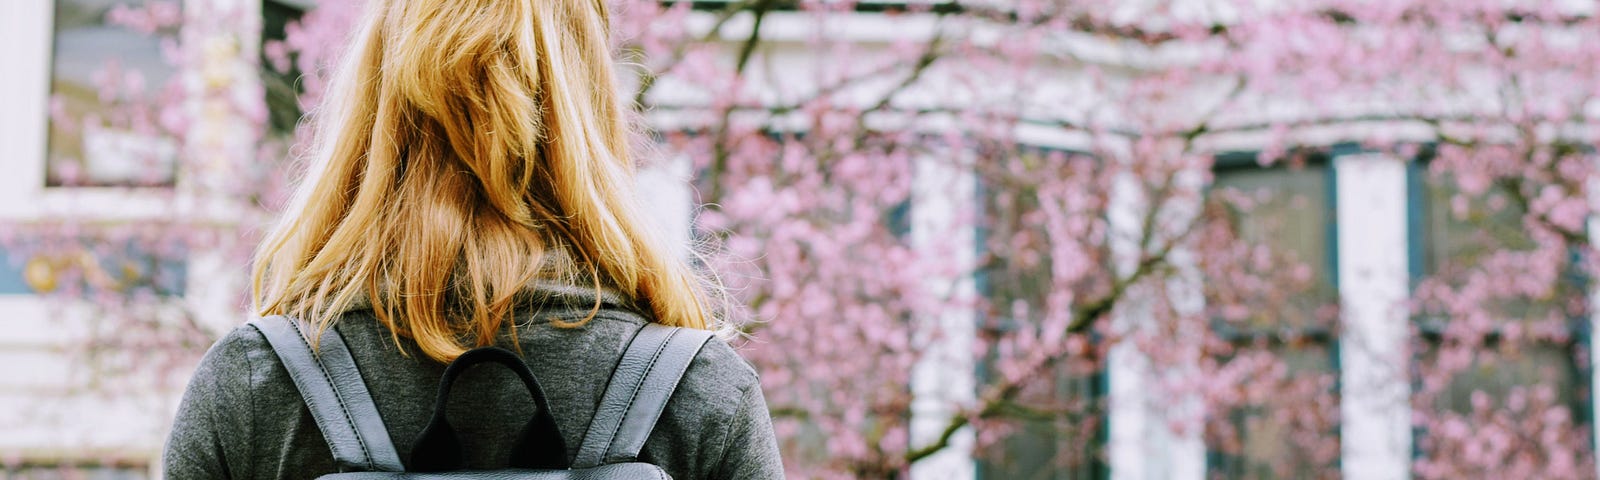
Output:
[
  {"xmin": 250, "ymin": 316, "xmax": 405, "ymax": 472},
  {"xmin": 574, "ymin": 323, "xmax": 715, "ymax": 468}
]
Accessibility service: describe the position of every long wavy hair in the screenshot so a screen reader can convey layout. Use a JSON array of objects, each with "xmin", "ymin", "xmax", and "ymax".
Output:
[{"xmin": 251, "ymin": 0, "xmax": 716, "ymax": 362}]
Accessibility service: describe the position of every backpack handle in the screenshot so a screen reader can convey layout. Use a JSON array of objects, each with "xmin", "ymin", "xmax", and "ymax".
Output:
[{"xmin": 410, "ymin": 346, "xmax": 570, "ymax": 471}]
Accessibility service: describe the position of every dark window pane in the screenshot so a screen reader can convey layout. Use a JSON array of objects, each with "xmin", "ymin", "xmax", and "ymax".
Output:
[
  {"xmin": 1205, "ymin": 340, "xmax": 1340, "ymax": 480},
  {"xmin": 976, "ymin": 369, "xmax": 1104, "ymax": 480},
  {"xmin": 0, "ymin": 240, "xmax": 186, "ymax": 297},
  {"xmin": 1417, "ymin": 176, "xmax": 1574, "ymax": 325},
  {"xmin": 1416, "ymin": 173, "xmax": 1583, "ymax": 412},
  {"xmin": 977, "ymin": 150, "xmax": 1105, "ymax": 479},
  {"xmin": 1205, "ymin": 163, "xmax": 1340, "ymax": 480},
  {"xmin": 1209, "ymin": 163, "xmax": 1337, "ymax": 331},
  {"xmin": 261, "ymin": 0, "xmax": 310, "ymax": 136},
  {"xmin": 1420, "ymin": 178, "xmax": 1533, "ymax": 276},
  {"xmin": 1426, "ymin": 343, "xmax": 1580, "ymax": 413}
]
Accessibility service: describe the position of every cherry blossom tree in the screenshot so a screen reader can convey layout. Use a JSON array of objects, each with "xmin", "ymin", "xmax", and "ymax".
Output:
[{"xmin": 14, "ymin": 0, "xmax": 1600, "ymax": 478}]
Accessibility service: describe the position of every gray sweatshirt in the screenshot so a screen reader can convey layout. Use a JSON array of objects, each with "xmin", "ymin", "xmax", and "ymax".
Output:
[{"xmin": 162, "ymin": 287, "xmax": 784, "ymax": 479}]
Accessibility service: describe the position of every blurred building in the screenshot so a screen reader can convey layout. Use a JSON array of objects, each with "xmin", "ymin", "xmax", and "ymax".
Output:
[
  {"xmin": 3, "ymin": 0, "xmax": 189, "ymax": 477},
  {"xmin": 0, "ymin": 0, "xmax": 1594, "ymax": 479}
]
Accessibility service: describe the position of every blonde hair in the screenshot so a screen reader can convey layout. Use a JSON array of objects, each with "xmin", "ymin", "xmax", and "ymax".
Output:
[{"xmin": 251, "ymin": 0, "xmax": 714, "ymax": 362}]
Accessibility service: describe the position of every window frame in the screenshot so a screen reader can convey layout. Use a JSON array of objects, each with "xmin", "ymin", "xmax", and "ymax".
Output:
[{"xmin": 1, "ymin": 0, "xmax": 189, "ymax": 223}]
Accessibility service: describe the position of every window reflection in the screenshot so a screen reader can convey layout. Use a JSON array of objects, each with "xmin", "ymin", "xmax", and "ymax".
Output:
[{"xmin": 47, "ymin": 0, "xmax": 177, "ymax": 187}]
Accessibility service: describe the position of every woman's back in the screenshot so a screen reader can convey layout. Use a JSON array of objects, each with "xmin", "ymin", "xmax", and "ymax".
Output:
[
  {"xmin": 163, "ymin": 286, "xmax": 782, "ymax": 479},
  {"xmin": 161, "ymin": 0, "xmax": 781, "ymax": 476}
]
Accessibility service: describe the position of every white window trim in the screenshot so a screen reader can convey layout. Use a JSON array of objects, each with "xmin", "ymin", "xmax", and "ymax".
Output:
[
  {"xmin": 0, "ymin": 0, "xmax": 207, "ymax": 223},
  {"xmin": 0, "ymin": 0, "xmax": 56, "ymax": 218},
  {"xmin": 1, "ymin": 0, "xmax": 271, "ymax": 223},
  {"xmin": 909, "ymin": 149, "xmax": 978, "ymax": 479},
  {"xmin": 1334, "ymin": 152, "xmax": 1413, "ymax": 480}
]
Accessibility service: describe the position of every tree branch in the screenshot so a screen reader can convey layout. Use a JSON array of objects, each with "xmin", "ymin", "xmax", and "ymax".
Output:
[
  {"xmin": 632, "ymin": 0, "xmax": 761, "ymax": 107},
  {"xmin": 905, "ymin": 216, "xmax": 1189, "ymax": 463}
]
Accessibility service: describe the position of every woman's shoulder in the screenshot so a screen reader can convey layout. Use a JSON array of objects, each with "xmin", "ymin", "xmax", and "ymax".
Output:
[
  {"xmin": 575, "ymin": 310, "xmax": 762, "ymax": 396},
  {"xmin": 195, "ymin": 320, "xmax": 337, "ymax": 429},
  {"xmin": 168, "ymin": 321, "xmax": 342, "ymax": 479},
  {"xmin": 571, "ymin": 314, "xmax": 772, "ymax": 477},
  {"xmin": 199, "ymin": 319, "xmax": 338, "ymax": 388},
  {"xmin": 682, "ymin": 333, "xmax": 762, "ymax": 400},
  {"xmin": 532, "ymin": 309, "xmax": 760, "ymax": 405},
  {"xmin": 195, "ymin": 322, "xmax": 277, "ymax": 387}
]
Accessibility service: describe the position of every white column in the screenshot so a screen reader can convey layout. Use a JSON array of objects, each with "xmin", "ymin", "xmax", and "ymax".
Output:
[
  {"xmin": 184, "ymin": 0, "xmax": 266, "ymax": 331},
  {"xmin": 1335, "ymin": 153, "xmax": 1412, "ymax": 480},
  {"xmin": 909, "ymin": 155, "xmax": 977, "ymax": 479},
  {"xmin": 636, "ymin": 154, "xmax": 695, "ymax": 259},
  {"xmin": 1107, "ymin": 162, "xmax": 1206, "ymax": 480},
  {"xmin": 0, "ymin": 0, "xmax": 52, "ymax": 214}
]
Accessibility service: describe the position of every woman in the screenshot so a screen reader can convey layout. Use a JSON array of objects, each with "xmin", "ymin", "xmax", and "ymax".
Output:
[{"xmin": 162, "ymin": 0, "xmax": 783, "ymax": 478}]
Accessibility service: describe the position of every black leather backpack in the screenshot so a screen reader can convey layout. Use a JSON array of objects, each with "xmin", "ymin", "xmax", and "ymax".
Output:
[{"xmin": 249, "ymin": 315, "xmax": 713, "ymax": 479}]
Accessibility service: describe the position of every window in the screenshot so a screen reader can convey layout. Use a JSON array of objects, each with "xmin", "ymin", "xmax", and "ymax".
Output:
[
  {"xmin": 1410, "ymin": 166, "xmax": 1589, "ymax": 464},
  {"xmin": 1415, "ymin": 170, "xmax": 1584, "ymax": 407},
  {"xmin": 1202, "ymin": 156, "xmax": 1341, "ymax": 479},
  {"xmin": 47, "ymin": 0, "xmax": 178, "ymax": 187},
  {"xmin": 974, "ymin": 149, "xmax": 1106, "ymax": 479},
  {"xmin": 261, "ymin": 0, "xmax": 313, "ymax": 137}
]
